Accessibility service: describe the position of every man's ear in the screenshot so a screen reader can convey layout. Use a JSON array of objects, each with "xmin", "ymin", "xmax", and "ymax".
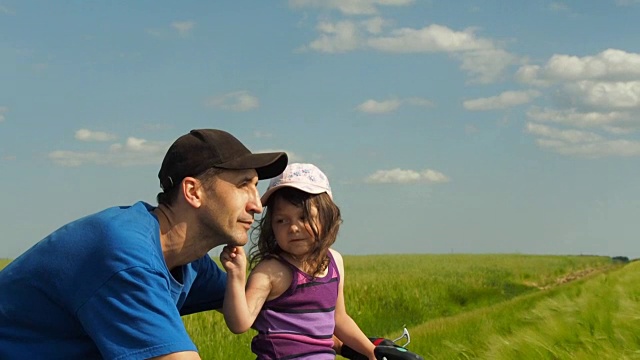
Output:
[{"xmin": 181, "ymin": 177, "xmax": 203, "ymax": 208}]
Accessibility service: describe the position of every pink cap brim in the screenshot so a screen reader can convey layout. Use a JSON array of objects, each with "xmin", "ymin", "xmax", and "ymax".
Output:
[{"xmin": 261, "ymin": 183, "xmax": 332, "ymax": 205}]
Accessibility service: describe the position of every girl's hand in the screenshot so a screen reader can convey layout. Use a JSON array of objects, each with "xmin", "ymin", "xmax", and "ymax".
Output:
[{"xmin": 220, "ymin": 245, "xmax": 247, "ymax": 276}]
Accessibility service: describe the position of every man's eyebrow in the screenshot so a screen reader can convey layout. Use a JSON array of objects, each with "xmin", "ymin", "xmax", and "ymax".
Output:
[{"xmin": 238, "ymin": 173, "xmax": 258, "ymax": 183}]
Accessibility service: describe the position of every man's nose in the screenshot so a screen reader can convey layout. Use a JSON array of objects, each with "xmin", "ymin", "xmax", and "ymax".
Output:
[{"xmin": 247, "ymin": 187, "xmax": 263, "ymax": 214}]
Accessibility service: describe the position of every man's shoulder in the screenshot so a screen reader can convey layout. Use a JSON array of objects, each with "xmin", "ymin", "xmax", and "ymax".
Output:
[
  {"xmin": 92, "ymin": 201, "xmax": 154, "ymax": 221},
  {"xmin": 68, "ymin": 201, "xmax": 162, "ymax": 268},
  {"xmin": 86, "ymin": 201, "xmax": 157, "ymax": 235}
]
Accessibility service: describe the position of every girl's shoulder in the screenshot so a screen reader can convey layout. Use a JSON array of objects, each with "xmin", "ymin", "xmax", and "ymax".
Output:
[
  {"xmin": 251, "ymin": 256, "xmax": 294, "ymax": 302},
  {"xmin": 253, "ymin": 255, "xmax": 291, "ymax": 274},
  {"xmin": 328, "ymin": 248, "xmax": 344, "ymax": 275},
  {"xmin": 328, "ymin": 248, "xmax": 343, "ymax": 262}
]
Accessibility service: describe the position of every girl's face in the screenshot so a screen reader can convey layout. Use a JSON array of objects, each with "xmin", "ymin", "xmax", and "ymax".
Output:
[{"xmin": 270, "ymin": 196, "xmax": 319, "ymax": 258}]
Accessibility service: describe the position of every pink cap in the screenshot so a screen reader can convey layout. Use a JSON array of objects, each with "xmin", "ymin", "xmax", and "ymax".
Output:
[{"xmin": 261, "ymin": 163, "xmax": 333, "ymax": 205}]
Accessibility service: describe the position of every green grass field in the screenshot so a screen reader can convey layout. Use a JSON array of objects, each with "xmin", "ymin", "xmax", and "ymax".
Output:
[
  {"xmin": 410, "ymin": 260, "xmax": 640, "ymax": 359},
  {"xmin": 182, "ymin": 253, "xmax": 621, "ymax": 359},
  {"xmin": 1, "ymin": 254, "xmax": 633, "ymax": 359},
  {"xmin": 0, "ymin": 258, "xmax": 10, "ymax": 269}
]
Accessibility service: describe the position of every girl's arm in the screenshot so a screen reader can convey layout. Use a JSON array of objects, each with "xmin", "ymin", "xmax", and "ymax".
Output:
[
  {"xmin": 331, "ymin": 249, "xmax": 376, "ymax": 360},
  {"xmin": 219, "ymin": 246, "xmax": 272, "ymax": 334}
]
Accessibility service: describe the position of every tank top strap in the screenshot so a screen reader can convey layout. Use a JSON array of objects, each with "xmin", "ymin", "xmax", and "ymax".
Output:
[
  {"xmin": 326, "ymin": 249, "xmax": 340, "ymax": 282},
  {"xmin": 267, "ymin": 251, "xmax": 339, "ymax": 283}
]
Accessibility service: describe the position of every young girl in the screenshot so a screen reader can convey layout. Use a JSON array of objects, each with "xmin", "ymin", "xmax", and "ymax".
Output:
[{"xmin": 221, "ymin": 163, "xmax": 376, "ymax": 360}]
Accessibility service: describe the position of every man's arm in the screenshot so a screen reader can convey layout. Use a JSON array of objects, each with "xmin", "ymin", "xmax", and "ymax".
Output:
[{"xmin": 77, "ymin": 267, "xmax": 198, "ymax": 359}]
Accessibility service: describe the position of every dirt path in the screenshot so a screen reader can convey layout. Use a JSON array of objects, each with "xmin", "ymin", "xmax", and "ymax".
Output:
[{"xmin": 526, "ymin": 265, "xmax": 614, "ymax": 290}]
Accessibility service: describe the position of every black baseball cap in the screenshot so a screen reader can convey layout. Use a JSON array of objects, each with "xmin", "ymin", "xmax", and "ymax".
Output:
[{"xmin": 158, "ymin": 129, "xmax": 288, "ymax": 190}]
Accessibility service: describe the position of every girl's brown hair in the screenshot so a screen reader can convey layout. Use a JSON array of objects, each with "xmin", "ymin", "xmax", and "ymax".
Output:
[{"xmin": 249, "ymin": 187, "xmax": 342, "ymax": 278}]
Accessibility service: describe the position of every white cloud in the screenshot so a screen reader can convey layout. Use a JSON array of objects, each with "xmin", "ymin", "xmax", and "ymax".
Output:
[
  {"xmin": 526, "ymin": 107, "xmax": 632, "ymax": 128},
  {"xmin": 515, "ymin": 65, "xmax": 552, "ymax": 87},
  {"xmin": 361, "ymin": 16, "xmax": 389, "ymax": 34},
  {"xmin": 525, "ymin": 122, "xmax": 640, "ymax": 157},
  {"xmin": 365, "ymin": 168, "xmax": 450, "ymax": 184},
  {"xmin": 356, "ymin": 97, "xmax": 434, "ymax": 114},
  {"xmin": 356, "ymin": 99, "xmax": 401, "ymax": 114},
  {"xmin": 517, "ymin": 49, "xmax": 640, "ymax": 84},
  {"xmin": 303, "ymin": 22, "xmax": 519, "ymax": 83},
  {"xmin": 602, "ymin": 125, "xmax": 635, "ymax": 135},
  {"xmin": 0, "ymin": 106, "xmax": 7, "ymax": 122},
  {"xmin": 455, "ymin": 48, "xmax": 519, "ymax": 84},
  {"xmin": 289, "ymin": 0, "xmax": 414, "ymax": 15},
  {"xmin": 367, "ymin": 24, "xmax": 494, "ymax": 53},
  {"xmin": 535, "ymin": 138, "xmax": 640, "ymax": 157},
  {"xmin": 48, "ymin": 137, "xmax": 169, "ymax": 167},
  {"xmin": 564, "ymin": 81, "xmax": 640, "ymax": 110},
  {"xmin": 615, "ymin": 0, "xmax": 640, "ymax": 6},
  {"xmin": 464, "ymin": 90, "xmax": 540, "ymax": 110},
  {"xmin": 305, "ymin": 20, "xmax": 361, "ymax": 53},
  {"xmin": 548, "ymin": 50, "xmax": 640, "ymax": 80},
  {"xmin": 49, "ymin": 133, "xmax": 290, "ymax": 168},
  {"xmin": 0, "ymin": 5, "xmax": 15, "ymax": 15},
  {"xmin": 172, "ymin": 21, "xmax": 195, "ymax": 35},
  {"xmin": 526, "ymin": 123, "xmax": 603, "ymax": 143},
  {"xmin": 205, "ymin": 91, "xmax": 260, "ymax": 112},
  {"xmin": 75, "ymin": 129, "xmax": 118, "ymax": 142},
  {"xmin": 549, "ymin": 2, "xmax": 569, "ymax": 11},
  {"xmin": 258, "ymin": 149, "xmax": 303, "ymax": 162},
  {"xmin": 48, "ymin": 151, "xmax": 103, "ymax": 167},
  {"xmin": 366, "ymin": 24, "xmax": 520, "ymax": 82},
  {"xmin": 109, "ymin": 137, "xmax": 166, "ymax": 153},
  {"xmin": 517, "ymin": 49, "xmax": 640, "ymax": 157},
  {"xmin": 253, "ymin": 131, "xmax": 273, "ymax": 139},
  {"xmin": 147, "ymin": 20, "xmax": 195, "ymax": 38}
]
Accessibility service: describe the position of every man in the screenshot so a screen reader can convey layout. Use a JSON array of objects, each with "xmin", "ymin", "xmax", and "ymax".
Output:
[{"xmin": 0, "ymin": 129, "xmax": 288, "ymax": 359}]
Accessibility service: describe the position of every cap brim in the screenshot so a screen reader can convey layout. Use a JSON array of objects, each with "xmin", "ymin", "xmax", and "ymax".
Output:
[
  {"xmin": 260, "ymin": 185, "xmax": 280, "ymax": 206},
  {"xmin": 217, "ymin": 152, "xmax": 288, "ymax": 180},
  {"xmin": 260, "ymin": 183, "xmax": 330, "ymax": 205}
]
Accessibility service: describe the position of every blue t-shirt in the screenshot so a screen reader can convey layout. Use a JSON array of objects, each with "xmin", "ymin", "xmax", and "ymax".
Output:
[{"xmin": 0, "ymin": 201, "xmax": 227, "ymax": 359}]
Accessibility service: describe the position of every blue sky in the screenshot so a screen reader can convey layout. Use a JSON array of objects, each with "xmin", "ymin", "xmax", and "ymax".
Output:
[{"xmin": 2, "ymin": 1, "xmax": 640, "ymax": 259}]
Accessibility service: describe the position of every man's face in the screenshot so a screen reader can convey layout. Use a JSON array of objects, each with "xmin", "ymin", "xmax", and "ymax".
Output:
[{"xmin": 199, "ymin": 169, "xmax": 262, "ymax": 247}]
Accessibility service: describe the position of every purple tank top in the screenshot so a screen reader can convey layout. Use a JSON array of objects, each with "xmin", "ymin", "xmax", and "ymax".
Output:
[{"xmin": 251, "ymin": 251, "xmax": 340, "ymax": 360}]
